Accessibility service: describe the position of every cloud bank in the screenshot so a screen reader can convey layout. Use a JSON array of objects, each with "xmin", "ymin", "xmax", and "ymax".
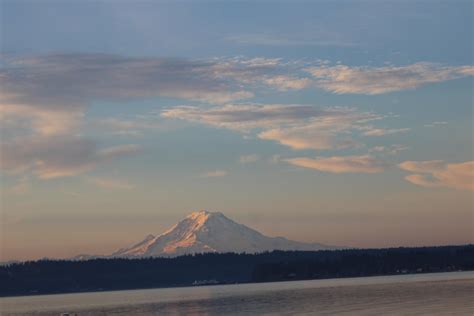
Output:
[
  {"xmin": 162, "ymin": 104, "xmax": 390, "ymax": 151},
  {"xmin": 2, "ymin": 53, "xmax": 471, "ymax": 183},
  {"xmin": 399, "ymin": 160, "xmax": 473, "ymax": 191},
  {"xmin": 307, "ymin": 62, "xmax": 474, "ymax": 94}
]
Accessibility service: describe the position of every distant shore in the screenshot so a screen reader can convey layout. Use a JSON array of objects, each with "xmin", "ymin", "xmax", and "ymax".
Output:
[{"xmin": 1, "ymin": 245, "xmax": 473, "ymax": 297}]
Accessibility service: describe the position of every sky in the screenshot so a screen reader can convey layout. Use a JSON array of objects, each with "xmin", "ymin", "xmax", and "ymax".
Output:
[{"xmin": 0, "ymin": 0, "xmax": 473, "ymax": 261}]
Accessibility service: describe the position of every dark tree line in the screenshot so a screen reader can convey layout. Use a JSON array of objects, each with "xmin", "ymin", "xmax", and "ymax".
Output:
[{"xmin": 1, "ymin": 245, "xmax": 473, "ymax": 297}]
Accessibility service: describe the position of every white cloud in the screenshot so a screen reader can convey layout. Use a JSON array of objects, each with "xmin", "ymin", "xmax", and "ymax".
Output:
[
  {"xmin": 399, "ymin": 160, "xmax": 473, "ymax": 191},
  {"xmin": 307, "ymin": 62, "xmax": 474, "ymax": 94},
  {"xmin": 286, "ymin": 155, "xmax": 388, "ymax": 174}
]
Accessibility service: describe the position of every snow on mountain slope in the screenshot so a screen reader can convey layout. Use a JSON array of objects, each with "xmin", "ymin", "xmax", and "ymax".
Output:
[{"xmin": 111, "ymin": 210, "xmax": 336, "ymax": 257}]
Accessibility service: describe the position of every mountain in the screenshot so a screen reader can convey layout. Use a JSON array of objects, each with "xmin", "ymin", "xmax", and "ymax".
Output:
[{"xmin": 111, "ymin": 210, "xmax": 336, "ymax": 258}]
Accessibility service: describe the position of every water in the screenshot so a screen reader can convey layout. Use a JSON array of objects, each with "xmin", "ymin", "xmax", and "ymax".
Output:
[{"xmin": 1, "ymin": 271, "xmax": 473, "ymax": 315}]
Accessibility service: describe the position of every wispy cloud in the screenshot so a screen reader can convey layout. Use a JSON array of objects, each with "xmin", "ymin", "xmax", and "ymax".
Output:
[
  {"xmin": 286, "ymin": 155, "xmax": 388, "ymax": 174},
  {"xmin": 0, "ymin": 103, "xmax": 84, "ymax": 136},
  {"xmin": 0, "ymin": 54, "xmax": 277, "ymax": 136},
  {"xmin": 2, "ymin": 52, "xmax": 470, "ymax": 184},
  {"xmin": 162, "ymin": 104, "xmax": 333, "ymax": 131},
  {"xmin": 424, "ymin": 121, "xmax": 448, "ymax": 128},
  {"xmin": 307, "ymin": 62, "xmax": 474, "ymax": 94},
  {"xmin": 361, "ymin": 127, "xmax": 411, "ymax": 136},
  {"xmin": 399, "ymin": 160, "xmax": 473, "ymax": 191},
  {"xmin": 200, "ymin": 170, "xmax": 228, "ymax": 178},
  {"xmin": 162, "ymin": 104, "xmax": 390, "ymax": 150},
  {"xmin": 0, "ymin": 54, "xmax": 310, "ymax": 182},
  {"xmin": 263, "ymin": 75, "xmax": 312, "ymax": 91},
  {"xmin": 0, "ymin": 136, "xmax": 141, "ymax": 179},
  {"xmin": 0, "ymin": 54, "xmax": 259, "ymax": 109},
  {"xmin": 369, "ymin": 144, "xmax": 409, "ymax": 155}
]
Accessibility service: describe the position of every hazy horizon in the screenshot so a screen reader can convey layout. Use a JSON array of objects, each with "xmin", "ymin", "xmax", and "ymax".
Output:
[{"xmin": 1, "ymin": 1, "xmax": 473, "ymax": 261}]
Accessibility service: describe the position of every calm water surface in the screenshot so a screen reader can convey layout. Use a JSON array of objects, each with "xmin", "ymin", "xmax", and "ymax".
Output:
[{"xmin": 1, "ymin": 271, "xmax": 473, "ymax": 315}]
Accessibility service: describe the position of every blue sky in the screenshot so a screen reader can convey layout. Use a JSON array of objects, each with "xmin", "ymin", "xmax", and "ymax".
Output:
[{"xmin": 1, "ymin": 0, "xmax": 473, "ymax": 260}]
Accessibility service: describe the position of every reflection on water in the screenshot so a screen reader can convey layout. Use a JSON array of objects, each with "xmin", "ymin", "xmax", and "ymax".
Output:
[{"xmin": 1, "ymin": 272, "xmax": 473, "ymax": 315}]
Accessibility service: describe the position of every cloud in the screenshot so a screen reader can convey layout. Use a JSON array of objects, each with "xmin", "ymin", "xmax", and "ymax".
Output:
[
  {"xmin": 263, "ymin": 76, "xmax": 312, "ymax": 91},
  {"xmin": 286, "ymin": 155, "xmax": 388, "ymax": 174},
  {"xmin": 0, "ymin": 54, "xmax": 259, "ymax": 109},
  {"xmin": 162, "ymin": 104, "xmax": 332, "ymax": 131},
  {"xmin": 369, "ymin": 144, "xmax": 409, "ymax": 155},
  {"xmin": 2, "ymin": 53, "xmax": 469, "ymax": 183},
  {"xmin": 0, "ymin": 103, "xmax": 84, "ymax": 136},
  {"xmin": 424, "ymin": 121, "xmax": 448, "ymax": 128},
  {"xmin": 307, "ymin": 62, "xmax": 474, "ymax": 94},
  {"xmin": 239, "ymin": 154, "xmax": 259, "ymax": 163},
  {"xmin": 97, "ymin": 144, "xmax": 142, "ymax": 160},
  {"xmin": 94, "ymin": 118, "xmax": 150, "ymax": 137},
  {"xmin": 0, "ymin": 54, "xmax": 312, "ymax": 182},
  {"xmin": 403, "ymin": 174, "xmax": 443, "ymax": 188},
  {"xmin": 162, "ymin": 104, "xmax": 388, "ymax": 150},
  {"xmin": 0, "ymin": 136, "xmax": 141, "ymax": 179},
  {"xmin": 361, "ymin": 127, "xmax": 411, "ymax": 136},
  {"xmin": 0, "ymin": 54, "xmax": 287, "ymax": 138},
  {"xmin": 200, "ymin": 170, "xmax": 228, "ymax": 178},
  {"xmin": 398, "ymin": 160, "xmax": 445, "ymax": 173},
  {"xmin": 398, "ymin": 160, "xmax": 473, "ymax": 191},
  {"xmin": 258, "ymin": 125, "xmax": 356, "ymax": 150},
  {"xmin": 87, "ymin": 177, "xmax": 135, "ymax": 190}
]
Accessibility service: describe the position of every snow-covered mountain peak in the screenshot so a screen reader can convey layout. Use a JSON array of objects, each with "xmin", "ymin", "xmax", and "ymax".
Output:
[
  {"xmin": 110, "ymin": 210, "xmax": 338, "ymax": 258},
  {"xmin": 186, "ymin": 210, "xmax": 223, "ymax": 222}
]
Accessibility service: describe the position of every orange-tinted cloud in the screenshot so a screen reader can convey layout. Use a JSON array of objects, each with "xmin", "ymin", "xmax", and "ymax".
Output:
[
  {"xmin": 163, "ymin": 104, "xmax": 385, "ymax": 150},
  {"xmin": 307, "ymin": 62, "xmax": 474, "ymax": 94},
  {"xmin": 286, "ymin": 155, "xmax": 387, "ymax": 174},
  {"xmin": 399, "ymin": 160, "xmax": 474, "ymax": 191}
]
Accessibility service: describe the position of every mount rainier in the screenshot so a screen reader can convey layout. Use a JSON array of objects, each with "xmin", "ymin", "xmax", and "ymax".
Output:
[{"xmin": 109, "ymin": 210, "xmax": 336, "ymax": 257}]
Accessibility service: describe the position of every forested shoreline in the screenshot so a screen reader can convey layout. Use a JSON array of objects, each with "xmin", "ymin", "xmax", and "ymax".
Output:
[{"xmin": 1, "ymin": 245, "xmax": 473, "ymax": 297}]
